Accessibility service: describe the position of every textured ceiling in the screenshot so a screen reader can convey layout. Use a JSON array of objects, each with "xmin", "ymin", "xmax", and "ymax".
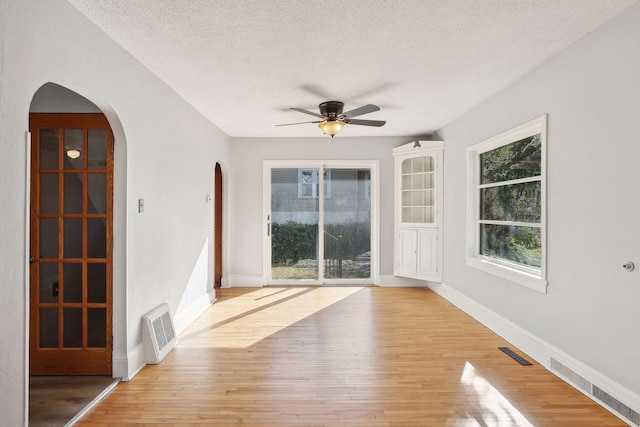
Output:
[{"xmin": 67, "ymin": 0, "xmax": 636, "ymax": 138}]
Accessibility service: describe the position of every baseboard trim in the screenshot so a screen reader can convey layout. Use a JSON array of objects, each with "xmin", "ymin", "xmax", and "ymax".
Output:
[
  {"xmin": 208, "ymin": 287, "xmax": 217, "ymax": 303},
  {"xmin": 220, "ymin": 276, "xmax": 230, "ymax": 288},
  {"xmin": 379, "ymin": 275, "xmax": 430, "ymax": 287},
  {"xmin": 112, "ymin": 342, "xmax": 145, "ymax": 382},
  {"xmin": 112, "ymin": 352, "xmax": 129, "ymax": 381},
  {"xmin": 174, "ymin": 293, "xmax": 213, "ymax": 336},
  {"xmin": 427, "ymin": 281, "xmax": 640, "ymax": 426},
  {"xmin": 227, "ymin": 275, "xmax": 264, "ymax": 287}
]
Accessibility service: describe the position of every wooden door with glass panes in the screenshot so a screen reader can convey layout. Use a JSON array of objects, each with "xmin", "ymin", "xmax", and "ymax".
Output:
[{"xmin": 29, "ymin": 113, "xmax": 113, "ymax": 375}]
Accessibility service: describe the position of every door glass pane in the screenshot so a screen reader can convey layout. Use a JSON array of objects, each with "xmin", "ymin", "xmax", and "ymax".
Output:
[
  {"xmin": 64, "ymin": 129, "xmax": 84, "ymax": 170},
  {"xmin": 271, "ymin": 168, "xmax": 318, "ymax": 280},
  {"xmin": 40, "ymin": 173, "xmax": 59, "ymax": 214},
  {"xmin": 64, "ymin": 218, "xmax": 83, "ymax": 258},
  {"xmin": 88, "ymin": 263, "xmax": 107, "ymax": 303},
  {"xmin": 40, "ymin": 218, "xmax": 59, "ymax": 259},
  {"xmin": 64, "ymin": 173, "xmax": 84, "ymax": 214},
  {"xmin": 88, "ymin": 129, "xmax": 108, "ymax": 169},
  {"xmin": 88, "ymin": 174, "xmax": 107, "ymax": 214},
  {"xmin": 88, "ymin": 308, "xmax": 106, "ymax": 348},
  {"xmin": 39, "ymin": 262, "xmax": 59, "ymax": 303},
  {"xmin": 40, "ymin": 129, "xmax": 60, "ymax": 169},
  {"xmin": 63, "ymin": 308, "xmax": 83, "ymax": 348},
  {"xmin": 64, "ymin": 263, "xmax": 83, "ymax": 303},
  {"xmin": 88, "ymin": 218, "xmax": 107, "ymax": 258},
  {"xmin": 40, "ymin": 308, "xmax": 59, "ymax": 348},
  {"xmin": 324, "ymin": 169, "xmax": 371, "ymax": 279}
]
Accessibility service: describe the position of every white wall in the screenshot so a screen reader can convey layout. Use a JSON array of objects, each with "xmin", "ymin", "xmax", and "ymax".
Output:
[
  {"xmin": 0, "ymin": 1, "xmax": 230, "ymax": 425},
  {"xmin": 228, "ymin": 136, "xmax": 423, "ymax": 282},
  {"xmin": 438, "ymin": 0, "xmax": 640, "ymax": 403},
  {"xmin": 30, "ymin": 83, "xmax": 102, "ymax": 113}
]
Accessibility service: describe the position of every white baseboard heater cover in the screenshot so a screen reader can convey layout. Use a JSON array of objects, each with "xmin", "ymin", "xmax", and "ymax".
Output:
[
  {"xmin": 142, "ymin": 303, "xmax": 177, "ymax": 364},
  {"xmin": 550, "ymin": 357, "xmax": 639, "ymax": 426}
]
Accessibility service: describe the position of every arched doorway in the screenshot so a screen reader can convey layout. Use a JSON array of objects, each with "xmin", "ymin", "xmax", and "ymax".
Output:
[
  {"xmin": 27, "ymin": 82, "xmax": 126, "ymax": 423},
  {"xmin": 29, "ymin": 112, "xmax": 114, "ymax": 375},
  {"xmin": 214, "ymin": 162, "xmax": 223, "ymax": 288}
]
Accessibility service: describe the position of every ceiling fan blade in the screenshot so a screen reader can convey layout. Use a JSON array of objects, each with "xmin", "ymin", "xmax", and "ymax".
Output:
[
  {"xmin": 342, "ymin": 104, "xmax": 380, "ymax": 118},
  {"xmin": 275, "ymin": 120, "xmax": 322, "ymax": 127},
  {"xmin": 290, "ymin": 107, "xmax": 324, "ymax": 118},
  {"xmin": 347, "ymin": 119, "xmax": 386, "ymax": 127}
]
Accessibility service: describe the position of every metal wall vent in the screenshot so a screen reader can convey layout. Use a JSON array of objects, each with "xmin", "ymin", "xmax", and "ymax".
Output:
[
  {"xmin": 593, "ymin": 386, "xmax": 640, "ymax": 426},
  {"xmin": 142, "ymin": 303, "xmax": 178, "ymax": 364},
  {"xmin": 550, "ymin": 357, "xmax": 639, "ymax": 425},
  {"xmin": 550, "ymin": 357, "xmax": 591, "ymax": 393}
]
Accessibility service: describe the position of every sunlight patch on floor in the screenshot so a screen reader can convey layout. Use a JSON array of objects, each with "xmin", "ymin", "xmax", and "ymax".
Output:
[
  {"xmin": 179, "ymin": 286, "xmax": 364, "ymax": 348},
  {"xmin": 451, "ymin": 361, "xmax": 534, "ymax": 427}
]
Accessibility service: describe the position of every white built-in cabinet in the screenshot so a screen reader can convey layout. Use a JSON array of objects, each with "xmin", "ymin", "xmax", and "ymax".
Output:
[{"xmin": 393, "ymin": 141, "xmax": 443, "ymax": 282}]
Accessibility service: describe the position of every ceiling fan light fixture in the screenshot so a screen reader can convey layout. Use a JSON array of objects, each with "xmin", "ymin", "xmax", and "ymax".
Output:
[
  {"xmin": 66, "ymin": 148, "xmax": 81, "ymax": 159},
  {"xmin": 318, "ymin": 120, "xmax": 345, "ymax": 137}
]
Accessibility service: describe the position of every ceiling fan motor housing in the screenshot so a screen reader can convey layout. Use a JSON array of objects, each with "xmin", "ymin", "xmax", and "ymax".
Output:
[{"xmin": 319, "ymin": 101, "xmax": 344, "ymax": 120}]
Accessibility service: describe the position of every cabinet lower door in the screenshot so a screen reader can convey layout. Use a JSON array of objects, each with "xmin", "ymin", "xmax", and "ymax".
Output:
[
  {"xmin": 397, "ymin": 228, "xmax": 439, "ymax": 281},
  {"xmin": 417, "ymin": 228, "xmax": 438, "ymax": 278},
  {"xmin": 398, "ymin": 229, "xmax": 418, "ymax": 276}
]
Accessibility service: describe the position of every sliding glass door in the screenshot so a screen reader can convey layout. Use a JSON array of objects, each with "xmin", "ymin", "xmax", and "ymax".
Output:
[
  {"xmin": 323, "ymin": 168, "xmax": 371, "ymax": 280},
  {"xmin": 270, "ymin": 168, "xmax": 319, "ymax": 280},
  {"xmin": 265, "ymin": 161, "xmax": 377, "ymax": 285}
]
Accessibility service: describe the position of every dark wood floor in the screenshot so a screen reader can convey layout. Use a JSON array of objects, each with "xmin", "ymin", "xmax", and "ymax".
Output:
[{"xmin": 78, "ymin": 286, "xmax": 625, "ymax": 426}]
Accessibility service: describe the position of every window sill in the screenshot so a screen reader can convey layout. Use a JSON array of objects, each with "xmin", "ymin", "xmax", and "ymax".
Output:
[{"xmin": 466, "ymin": 256, "xmax": 547, "ymax": 293}]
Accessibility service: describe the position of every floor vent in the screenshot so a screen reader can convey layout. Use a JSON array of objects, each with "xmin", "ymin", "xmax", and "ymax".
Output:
[
  {"xmin": 142, "ymin": 303, "xmax": 177, "ymax": 364},
  {"xmin": 593, "ymin": 385, "xmax": 640, "ymax": 426},
  {"xmin": 498, "ymin": 347, "xmax": 532, "ymax": 366},
  {"xmin": 549, "ymin": 357, "xmax": 591, "ymax": 393}
]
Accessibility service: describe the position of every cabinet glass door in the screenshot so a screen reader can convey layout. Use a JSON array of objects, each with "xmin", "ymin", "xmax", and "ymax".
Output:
[{"xmin": 401, "ymin": 156, "xmax": 434, "ymax": 224}]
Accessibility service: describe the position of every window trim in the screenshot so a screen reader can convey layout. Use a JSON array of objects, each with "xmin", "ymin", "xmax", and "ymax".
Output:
[{"xmin": 466, "ymin": 115, "xmax": 548, "ymax": 293}]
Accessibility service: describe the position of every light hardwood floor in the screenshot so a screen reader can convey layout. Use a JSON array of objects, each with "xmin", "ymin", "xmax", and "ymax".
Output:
[{"xmin": 79, "ymin": 286, "xmax": 625, "ymax": 426}]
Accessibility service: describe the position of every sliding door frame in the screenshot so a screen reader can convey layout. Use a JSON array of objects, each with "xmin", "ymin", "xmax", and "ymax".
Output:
[{"xmin": 263, "ymin": 160, "xmax": 379, "ymax": 286}]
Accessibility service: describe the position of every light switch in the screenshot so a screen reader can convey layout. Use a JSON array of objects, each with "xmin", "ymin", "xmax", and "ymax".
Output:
[{"xmin": 138, "ymin": 198, "xmax": 144, "ymax": 213}]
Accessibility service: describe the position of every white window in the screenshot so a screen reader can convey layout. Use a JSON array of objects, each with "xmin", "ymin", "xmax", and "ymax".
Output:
[
  {"xmin": 466, "ymin": 116, "xmax": 547, "ymax": 293},
  {"xmin": 298, "ymin": 169, "xmax": 331, "ymax": 198}
]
